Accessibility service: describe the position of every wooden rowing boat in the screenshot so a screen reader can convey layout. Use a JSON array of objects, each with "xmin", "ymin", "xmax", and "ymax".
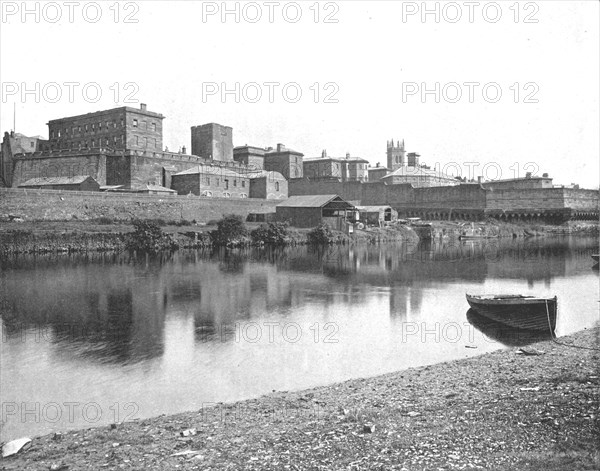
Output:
[{"xmin": 465, "ymin": 294, "xmax": 557, "ymax": 332}]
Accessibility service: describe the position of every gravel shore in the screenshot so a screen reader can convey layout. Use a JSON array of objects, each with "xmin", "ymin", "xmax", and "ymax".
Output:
[{"xmin": 2, "ymin": 327, "xmax": 598, "ymax": 470}]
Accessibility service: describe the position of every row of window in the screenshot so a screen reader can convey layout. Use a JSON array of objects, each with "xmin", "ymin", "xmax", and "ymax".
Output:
[
  {"xmin": 51, "ymin": 118, "xmax": 157, "ymax": 139},
  {"xmin": 50, "ymin": 134, "xmax": 158, "ymax": 150},
  {"xmin": 203, "ymin": 177, "xmax": 246, "ymax": 189},
  {"xmin": 201, "ymin": 190, "xmax": 248, "ymax": 198}
]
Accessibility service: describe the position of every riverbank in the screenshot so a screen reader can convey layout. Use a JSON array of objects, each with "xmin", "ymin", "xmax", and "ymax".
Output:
[
  {"xmin": 2, "ymin": 327, "xmax": 598, "ymax": 470},
  {"xmin": 0, "ymin": 221, "xmax": 418, "ymax": 255},
  {"xmin": 1, "ymin": 219, "xmax": 597, "ymax": 255}
]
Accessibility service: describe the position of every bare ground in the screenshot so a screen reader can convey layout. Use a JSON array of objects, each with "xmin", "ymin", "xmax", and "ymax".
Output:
[{"xmin": 2, "ymin": 327, "xmax": 598, "ymax": 470}]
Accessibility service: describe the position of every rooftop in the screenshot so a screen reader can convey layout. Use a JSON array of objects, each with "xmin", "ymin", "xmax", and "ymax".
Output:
[
  {"xmin": 48, "ymin": 105, "xmax": 164, "ymax": 124},
  {"xmin": 173, "ymin": 165, "xmax": 248, "ymax": 179},
  {"xmin": 276, "ymin": 194, "xmax": 355, "ymax": 209},
  {"xmin": 381, "ymin": 165, "xmax": 457, "ymax": 180},
  {"xmin": 19, "ymin": 176, "xmax": 96, "ymax": 186}
]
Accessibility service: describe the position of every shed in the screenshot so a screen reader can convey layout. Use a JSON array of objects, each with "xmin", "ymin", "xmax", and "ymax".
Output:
[
  {"xmin": 18, "ymin": 175, "xmax": 100, "ymax": 192},
  {"xmin": 355, "ymin": 205, "xmax": 397, "ymax": 226},
  {"xmin": 276, "ymin": 194, "xmax": 355, "ymax": 229}
]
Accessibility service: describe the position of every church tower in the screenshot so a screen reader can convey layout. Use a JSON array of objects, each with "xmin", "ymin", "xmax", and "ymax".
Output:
[{"xmin": 387, "ymin": 139, "xmax": 406, "ymax": 171}]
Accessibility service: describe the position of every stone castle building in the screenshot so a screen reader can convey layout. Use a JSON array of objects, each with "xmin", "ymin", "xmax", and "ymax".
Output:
[{"xmin": 0, "ymin": 104, "xmax": 291, "ymax": 200}]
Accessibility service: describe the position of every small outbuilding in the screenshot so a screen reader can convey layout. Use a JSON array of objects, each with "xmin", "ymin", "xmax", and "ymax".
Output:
[
  {"xmin": 18, "ymin": 175, "xmax": 100, "ymax": 192},
  {"xmin": 276, "ymin": 194, "xmax": 355, "ymax": 229},
  {"xmin": 355, "ymin": 205, "xmax": 397, "ymax": 226}
]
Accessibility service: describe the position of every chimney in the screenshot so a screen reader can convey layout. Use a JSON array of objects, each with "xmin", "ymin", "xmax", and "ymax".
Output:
[
  {"xmin": 526, "ymin": 172, "xmax": 532, "ymax": 178},
  {"xmin": 376, "ymin": 162, "xmax": 380, "ymax": 167},
  {"xmin": 542, "ymin": 173, "xmax": 548, "ymax": 178},
  {"xmin": 277, "ymin": 143, "xmax": 285, "ymax": 152},
  {"xmin": 477, "ymin": 176, "xmax": 482, "ymax": 184},
  {"xmin": 182, "ymin": 145, "xmax": 186, "ymax": 154},
  {"xmin": 321, "ymin": 149, "xmax": 327, "ymax": 158},
  {"xmin": 140, "ymin": 103, "xmax": 147, "ymax": 111},
  {"xmin": 346, "ymin": 152, "xmax": 350, "ymax": 159}
]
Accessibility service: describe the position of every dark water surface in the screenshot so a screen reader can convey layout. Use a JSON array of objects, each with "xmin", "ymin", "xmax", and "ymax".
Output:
[{"xmin": 1, "ymin": 237, "xmax": 598, "ymax": 440}]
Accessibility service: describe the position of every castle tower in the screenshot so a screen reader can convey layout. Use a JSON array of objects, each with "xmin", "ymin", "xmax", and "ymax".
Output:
[
  {"xmin": 387, "ymin": 139, "xmax": 405, "ymax": 171},
  {"xmin": 191, "ymin": 123, "xmax": 233, "ymax": 161}
]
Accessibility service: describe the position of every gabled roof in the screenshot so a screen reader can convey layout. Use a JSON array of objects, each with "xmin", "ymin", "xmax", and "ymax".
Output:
[
  {"xmin": 244, "ymin": 170, "xmax": 286, "ymax": 180},
  {"xmin": 276, "ymin": 194, "xmax": 355, "ymax": 209},
  {"xmin": 19, "ymin": 176, "xmax": 96, "ymax": 186}
]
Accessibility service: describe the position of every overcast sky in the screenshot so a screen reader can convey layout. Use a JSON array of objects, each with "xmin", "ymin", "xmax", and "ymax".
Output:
[{"xmin": 1, "ymin": 1, "xmax": 598, "ymax": 188}]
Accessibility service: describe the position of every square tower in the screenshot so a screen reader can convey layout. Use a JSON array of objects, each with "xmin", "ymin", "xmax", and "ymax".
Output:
[
  {"xmin": 387, "ymin": 139, "xmax": 406, "ymax": 171},
  {"xmin": 191, "ymin": 123, "xmax": 233, "ymax": 161}
]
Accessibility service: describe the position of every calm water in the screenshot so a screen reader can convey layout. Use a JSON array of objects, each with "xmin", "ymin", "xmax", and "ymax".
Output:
[{"xmin": 1, "ymin": 237, "xmax": 598, "ymax": 440}]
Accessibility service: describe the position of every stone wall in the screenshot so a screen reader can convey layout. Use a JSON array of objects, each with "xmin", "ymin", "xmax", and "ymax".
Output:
[
  {"xmin": 13, "ymin": 153, "xmax": 108, "ymax": 186},
  {"xmin": 0, "ymin": 188, "xmax": 278, "ymax": 222}
]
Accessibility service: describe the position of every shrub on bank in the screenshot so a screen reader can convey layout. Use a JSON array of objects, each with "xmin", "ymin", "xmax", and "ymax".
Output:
[
  {"xmin": 307, "ymin": 223, "xmax": 336, "ymax": 245},
  {"xmin": 251, "ymin": 222, "xmax": 291, "ymax": 245},
  {"xmin": 209, "ymin": 214, "xmax": 249, "ymax": 247},
  {"xmin": 125, "ymin": 220, "xmax": 177, "ymax": 253}
]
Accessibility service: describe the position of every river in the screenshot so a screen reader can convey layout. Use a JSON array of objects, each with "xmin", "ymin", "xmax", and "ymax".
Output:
[{"xmin": 1, "ymin": 236, "xmax": 598, "ymax": 441}]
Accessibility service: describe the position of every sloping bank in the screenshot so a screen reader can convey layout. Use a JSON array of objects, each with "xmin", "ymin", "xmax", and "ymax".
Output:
[
  {"xmin": 2, "ymin": 327, "xmax": 598, "ymax": 470},
  {"xmin": 0, "ymin": 221, "xmax": 418, "ymax": 255}
]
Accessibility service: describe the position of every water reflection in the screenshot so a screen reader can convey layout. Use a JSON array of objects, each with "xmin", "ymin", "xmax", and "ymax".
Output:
[
  {"xmin": 1, "ymin": 236, "xmax": 598, "ymax": 440},
  {"xmin": 465, "ymin": 309, "xmax": 554, "ymax": 347}
]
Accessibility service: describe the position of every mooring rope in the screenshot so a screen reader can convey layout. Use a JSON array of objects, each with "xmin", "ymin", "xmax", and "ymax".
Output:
[{"xmin": 545, "ymin": 299, "xmax": 600, "ymax": 352}]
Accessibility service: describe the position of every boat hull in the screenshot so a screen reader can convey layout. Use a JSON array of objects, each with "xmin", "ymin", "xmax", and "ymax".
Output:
[{"xmin": 466, "ymin": 294, "xmax": 557, "ymax": 332}]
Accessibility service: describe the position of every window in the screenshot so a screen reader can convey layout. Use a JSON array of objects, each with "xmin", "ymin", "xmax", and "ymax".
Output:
[
  {"xmin": 135, "ymin": 136, "xmax": 139, "ymax": 146},
  {"xmin": 201, "ymin": 190, "xmax": 213, "ymax": 197},
  {"xmin": 241, "ymin": 180, "xmax": 245, "ymax": 188},
  {"xmin": 275, "ymin": 182, "xmax": 280, "ymax": 191},
  {"xmin": 113, "ymin": 136, "xmax": 117, "ymax": 144},
  {"xmin": 58, "ymin": 130, "xmax": 61, "ymax": 137},
  {"xmin": 121, "ymin": 135, "xmax": 125, "ymax": 144},
  {"xmin": 98, "ymin": 122, "xmax": 102, "ymax": 130},
  {"xmin": 240, "ymin": 193, "xmax": 248, "ymax": 198},
  {"xmin": 233, "ymin": 180, "xmax": 237, "ymax": 187},
  {"xmin": 72, "ymin": 127, "xmax": 76, "ymax": 135},
  {"xmin": 152, "ymin": 122, "xmax": 156, "ymax": 132},
  {"xmin": 223, "ymin": 192, "xmax": 231, "ymax": 198},
  {"xmin": 51, "ymin": 131, "xmax": 55, "ymax": 138},
  {"xmin": 206, "ymin": 177, "xmax": 210, "ymax": 185},
  {"xmin": 92, "ymin": 123, "xmax": 95, "ymax": 131},
  {"xmin": 85, "ymin": 124, "xmax": 88, "ymax": 132},
  {"xmin": 30, "ymin": 141, "xmax": 34, "ymax": 148},
  {"xmin": 154, "ymin": 138, "xmax": 157, "ymax": 149},
  {"xmin": 133, "ymin": 119, "xmax": 138, "ymax": 128},
  {"xmin": 120, "ymin": 119, "xmax": 123, "ymax": 127},
  {"xmin": 144, "ymin": 137, "xmax": 148, "ymax": 147},
  {"xmin": 92, "ymin": 139, "xmax": 95, "ymax": 147},
  {"xmin": 106, "ymin": 121, "xmax": 110, "ymax": 129},
  {"xmin": 224, "ymin": 179, "xmax": 229, "ymax": 189},
  {"xmin": 143, "ymin": 121, "xmax": 147, "ymax": 130}
]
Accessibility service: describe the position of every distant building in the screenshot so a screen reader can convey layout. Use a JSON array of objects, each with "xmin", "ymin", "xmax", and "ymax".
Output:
[
  {"xmin": 47, "ymin": 103, "xmax": 164, "ymax": 152},
  {"xmin": 303, "ymin": 150, "xmax": 369, "ymax": 182},
  {"xmin": 18, "ymin": 175, "xmax": 100, "ymax": 191},
  {"xmin": 233, "ymin": 145, "xmax": 265, "ymax": 170},
  {"xmin": 387, "ymin": 139, "xmax": 406, "ymax": 171},
  {"xmin": 263, "ymin": 144, "xmax": 304, "ymax": 179},
  {"xmin": 191, "ymin": 123, "xmax": 233, "ymax": 162},
  {"xmin": 368, "ymin": 163, "xmax": 390, "ymax": 182},
  {"xmin": 246, "ymin": 170, "xmax": 288, "ymax": 199},
  {"xmin": 381, "ymin": 164, "xmax": 459, "ymax": 187},
  {"xmin": 480, "ymin": 172, "xmax": 553, "ymax": 190},
  {"xmin": 1, "ymin": 131, "xmax": 49, "ymax": 187},
  {"xmin": 171, "ymin": 165, "xmax": 249, "ymax": 198}
]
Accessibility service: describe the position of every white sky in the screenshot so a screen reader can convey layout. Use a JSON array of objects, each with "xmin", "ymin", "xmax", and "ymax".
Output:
[{"xmin": 1, "ymin": 1, "xmax": 598, "ymax": 188}]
